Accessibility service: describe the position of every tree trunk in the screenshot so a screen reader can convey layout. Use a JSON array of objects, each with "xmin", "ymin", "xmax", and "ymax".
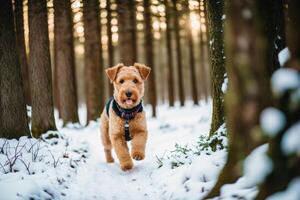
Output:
[
  {"xmin": 53, "ymin": 0, "xmax": 79, "ymax": 125},
  {"xmin": 205, "ymin": 0, "xmax": 272, "ymax": 198},
  {"xmin": 203, "ymin": 0, "xmax": 212, "ymax": 99},
  {"xmin": 255, "ymin": 0, "xmax": 300, "ymax": 198},
  {"xmin": 206, "ymin": 0, "xmax": 226, "ymax": 136},
  {"xmin": 106, "ymin": 0, "xmax": 114, "ymax": 96},
  {"xmin": 53, "ymin": 36, "xmax": 61, "ymax": 115},
  {"xmin": 28, "ymin": 0, "xmax": 57, "ymax": 137},
  {"xmin": 164, "ymin": 0, "xmax": 175, "ymax": 107},
  {"xmin": 129, "ymin": 0, "xmax": 138, "ymax": 62},
  {"xmin": 199, "ymin": 29, "xmax": 209, "ymax": 102},
  {"xmin": 83, "ymin": 0, "xmax": 104, "ymax": 123},
  {"xmin": 0, "ymin": 0, "xmax": 30, "ymax": 139},
  {"xmin": 144, "ymin": 0, "xmax": 157, "ymax": 117},
  {"xmin": 286, "ymin": 0, "xmax": 300, "ymax": 71},
  {"xmin": 186, "ymin": 6, "xmax": 199, "ymax": 105},
  {"xmin": 14, "ymin": 0, "xmax": 31, "ymax": 106},
  {"xmin": 256, "ymin": 0, "xmax": 286, "ymax": 76},
  {"xmin": 172, "ymin": 0, "xmax": 185, "ymax": 106},
  {"xmin": 116, "ymin": 0, "xmax": 137, "ymax": 65},
  {"xmin": 198, "ymin": 0, "xmax": 209, "ymax": 102}
]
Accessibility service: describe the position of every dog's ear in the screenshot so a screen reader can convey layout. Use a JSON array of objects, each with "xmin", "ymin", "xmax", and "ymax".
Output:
[
  {"xmin": 106, "ymin": 63, "xmax": 124, "ymax": 82},
  {"xmin": 134, "ymin": 63, "xmax": 151, "ymax": 80}
]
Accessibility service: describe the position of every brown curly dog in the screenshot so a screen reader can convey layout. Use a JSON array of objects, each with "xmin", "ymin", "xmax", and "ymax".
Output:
[{"xmin": 100, "ymin": 63, "xmax": 151, "ymax": 171}]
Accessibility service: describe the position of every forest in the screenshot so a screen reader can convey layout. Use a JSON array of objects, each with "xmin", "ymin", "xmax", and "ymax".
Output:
[{"xmin": 0, "ymin": 0, "xmax": 299, "ymax": 199}]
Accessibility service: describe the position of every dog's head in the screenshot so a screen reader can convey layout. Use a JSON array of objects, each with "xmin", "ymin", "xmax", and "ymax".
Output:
[{"xmin": 106, "ymin": 63, "xmax": 151, "ymax": 109}]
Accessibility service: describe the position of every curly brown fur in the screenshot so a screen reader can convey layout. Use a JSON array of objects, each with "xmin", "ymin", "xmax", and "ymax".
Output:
[{"xmin": 100, "ymin": 63, "xmax": 150, "ymax": 171}]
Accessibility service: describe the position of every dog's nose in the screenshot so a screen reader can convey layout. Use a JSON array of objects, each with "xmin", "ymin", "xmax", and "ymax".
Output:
[{"xmin": 125, "ymin": 91, "xmax": 132, "ymax": 98}]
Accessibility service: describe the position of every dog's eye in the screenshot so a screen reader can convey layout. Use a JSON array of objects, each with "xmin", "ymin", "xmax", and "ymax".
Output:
[
  {"xmin": 133, "ymin": 79, "xmax": 138, "ymax": 84},
  {"xmin": 120, "ymin": 79, "xmax": 124, "ymax": 84}
]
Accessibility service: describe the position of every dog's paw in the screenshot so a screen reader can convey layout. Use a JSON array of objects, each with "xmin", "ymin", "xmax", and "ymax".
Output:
[
  {"xmin": 131, "ymin": 151, "xmax": 145, "ymax": 161},
  {"xmin": 106, "ymin": 157, "xmax": 114, "ymax": 163},
  {"xmin": 120, "ymin": 160, "xmax": 134, "ymax": 171}
]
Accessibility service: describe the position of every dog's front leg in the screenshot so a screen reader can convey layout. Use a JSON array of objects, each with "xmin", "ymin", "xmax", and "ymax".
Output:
[
  {"xmin": 111, "ymin": 134, "xmax": 133, "ymax": 171},
  {"xmin": 131, "ymin": 131, "xmax": 147, "ymax": 161}
]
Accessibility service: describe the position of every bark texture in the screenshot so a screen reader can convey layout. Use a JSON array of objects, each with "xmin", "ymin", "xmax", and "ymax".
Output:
[
  {"xmin": 144, "ymin": 0, "xmax": 157, "ymax": 117},
  {"xmin": 28, "ymin": 0, "xmax": 56, "ymax": 137},
  {"xmin": 0, "ymin": 0, "xmax": 30, "ymax": 139},
  {"xmin": 83, "ymin": 0, "xmax": 104, "ymax": 123},
  {"xmin": 172, "ymin": 0, "xmax": 185, "ymax": 106},
  {"xmin": 116, "ymin": 0, "xmax": 137, "ymax": 65},
  {"xmin": 54, "ymin": 0, "xmax": 79, "ymax": 125},
  {"xmin": 14, "ymin": 0, "xmax": 31, "ymax": 106},
  {"xmin": 164, "ymin": 0, "xmax": 175, "ymax": 107},
  {"xmin": 286, "ymin": 0, "xmax": 300, "ymax": 70},
  {"xmin": 206, "ymin": 0, "xmax": 226, "ymax": 136},
  {"xmin": 106, "ymin": 0, "xmax": 114, "ymax": 96},
  {"xmin": 256, "ymin": 0, "xmax": 286, "ymax": 75}
]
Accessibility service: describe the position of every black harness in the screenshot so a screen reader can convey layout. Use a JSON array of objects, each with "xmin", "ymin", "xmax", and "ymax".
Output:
[{"xmin": 106, "ymin": 98, "xmax": 143, "ymax": 141}]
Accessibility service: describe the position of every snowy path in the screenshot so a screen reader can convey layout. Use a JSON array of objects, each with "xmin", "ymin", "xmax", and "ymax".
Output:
[
  {"xmin": 1, "ymin": 101, "xmax": 297, "ymax": 200},
  {"xmin": 60, "ymin": 102, "xmax": 211, "ymax": 200}
]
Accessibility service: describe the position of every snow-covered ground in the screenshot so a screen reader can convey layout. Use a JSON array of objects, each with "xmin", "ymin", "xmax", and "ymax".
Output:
[
  {"xmin": 0, "ymin": 101, "xmax": 212, "ymax": 200},
  {"xmin": 1, "ymin": 100, "xmax": 299, "ymax": 200}
]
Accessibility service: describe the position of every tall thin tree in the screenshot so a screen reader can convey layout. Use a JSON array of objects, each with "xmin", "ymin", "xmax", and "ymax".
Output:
[
  {"xmin": 14, "ymin": 0, "xmax": 31, "ymax": 106},
  {"xmin": 206, "ymin": 0, "xmax": 226, "ymax": 136},
  {"xmin": 172, "ymin": 0, "xmax": 185, "ymax": 106},
  {"xmin": 185, "ymin": 4, "xmax": 199, "ymax": 105},
  {"xmin": 199, "ymin": 29, "xmax": 209, "ymax": 101},
  {"xmin": 164, "ymin": 0, "xmax": 175, "ymax": 107},
  {"xmin": 28, "ymin": 0, "xmax": 57, "ymax": 137},
  {"xmin": 116, "ymin": 0, "xmax": 138, "ymax": 65},
  {"xmin": 143, "ymin": 0, "xmax": 157, "ymax": 117},
  {"xmin": 198, "ymin": 0, "xmax": 209, "ymax": 102},
  {"xmin": 106, "ymin": 0, "xmax": 114, "ymax": 96},
  {"xmin": 83, "ymin": 0, "xmax": 104, "ymax": 123},
  {"xmin": 54, "ymin": 0, "xmax": 79, "ymax": 125},
  {"xmin": 0, "ymin": 0, "xmax": 30, "ymax": 139}
]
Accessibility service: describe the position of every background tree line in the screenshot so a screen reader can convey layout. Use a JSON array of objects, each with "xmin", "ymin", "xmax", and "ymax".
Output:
[{"xmin": 0, "ymin": 0, "xmax": 211, "ymax": 139}]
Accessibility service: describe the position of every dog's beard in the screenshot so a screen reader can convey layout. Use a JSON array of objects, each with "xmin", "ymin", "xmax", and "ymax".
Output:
[{"xmin": 114, "ymin": 89, "xmax": 141, "ymax": 109}]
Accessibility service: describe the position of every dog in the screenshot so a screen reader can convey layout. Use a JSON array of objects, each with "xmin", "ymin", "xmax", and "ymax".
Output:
[{"xmin": 100, "ymin": 63, "xmax": 151, "ymax": 171}]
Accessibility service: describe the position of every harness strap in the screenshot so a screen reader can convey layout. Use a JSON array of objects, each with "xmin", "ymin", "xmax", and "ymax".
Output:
[
  {"xmin": 105, "ymin": 97, "xmax": 113, "ymax": 117},
  {"xmin": 105, "ymin": 97, "xmax": 143, "ymax": 141}
]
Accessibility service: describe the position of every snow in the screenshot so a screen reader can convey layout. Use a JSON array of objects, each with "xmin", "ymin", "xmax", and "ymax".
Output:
[
  {"xmin": 271, "ymin": 68, "xmax": 300, "ymax": 96},
  {"xmin": 1, "ymin": 101, "xmax": 299, "ymax": 200},
  {"xmin": 219, "ymin": 145, "xmax": 273, "ymax": 200},
  {"xmin": 281, "ymin": 122, "xmax": 300, "ymax": 155},
  {"xmin": 154, "ymin": 150, "xmax": 227, "ymax": 200},
  {"xmin": 278, "ymin": 47, "xmax": 291, "ymax": 67},
  {"xmin": 222, "ymin": 75, "xmax": 228, "ymax": 93},
  {"xmin": 267, "ymin": 177, "xmax": 300, "ymax": 200},
  {"xmin": 220, "ymin": 178, "xmax": 258, "ymax": 200},
  {"xmin": 1, "ymin": 101, "xmax": 216, "ymax": 200},
  {"xmin": 260, "ymin": 107, "xmax": 286, "ymax": 137},
  {"xmin": 0, "ymin": 178, "xmax": 57, "ymax": 200},
  {"xmin": 243, "ymin": 144, "xmax": 273, "ymax": 186}
]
